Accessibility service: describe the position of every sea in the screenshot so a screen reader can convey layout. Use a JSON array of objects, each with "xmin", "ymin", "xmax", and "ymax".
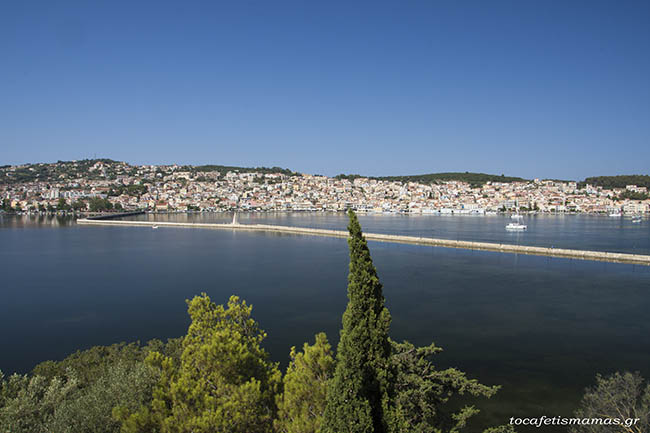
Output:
[{"xmin": 1, "ymin": 211, "xmax": 649, "ymax": 432}]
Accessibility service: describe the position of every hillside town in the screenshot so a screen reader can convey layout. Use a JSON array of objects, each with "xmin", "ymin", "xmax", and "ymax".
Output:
[{"xmin": 1, "ymin": 160, "xmax": 649, "ymax": 215}]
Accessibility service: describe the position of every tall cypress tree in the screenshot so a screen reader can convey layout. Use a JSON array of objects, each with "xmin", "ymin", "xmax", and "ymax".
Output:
[{"xmin": 322, "ymin": 210, "xmax": 393, "ymax": 433}]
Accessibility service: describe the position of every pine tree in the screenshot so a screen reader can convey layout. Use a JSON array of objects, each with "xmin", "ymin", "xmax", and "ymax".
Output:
[
  {"xmin": 389, "ymin": 340, "xmax": 500, "ymax": 433},
  {"xmin": 118, "ymin": 294, "xmax": 281, "ymax": 433},
  {"xmin": 322, "ymin": 210, "xmax": 394, "ymax": 433},
  {"xmin": 275, "ymin": 332, "xmax": 335, "ymax": 433}
]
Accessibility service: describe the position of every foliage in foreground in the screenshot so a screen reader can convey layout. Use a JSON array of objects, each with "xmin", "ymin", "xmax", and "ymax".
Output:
[
  {"xmin": 275, "ymin": 332, "xmax": 335, "ymax": 433},
  {"xmin": 118, "ymin": 295, "xmax": 281, "ymax": 433},
  {"xmin": 571, "ymin": 371, "xmax": 649, "ymax": 433},
  {"xmin": 390, "ymin": 340, "xmax": 498, "ymax": 433},
  {"xmin": 322, "ymin": 210, "xmax": 394, "ymax": 433},
  {"xmin": 322, "ymin": 210, "xmax": 504, "ymax": 433},
  {"xmin": 0, "ymin": 339, "xmax": 179, "ymax": 433}
]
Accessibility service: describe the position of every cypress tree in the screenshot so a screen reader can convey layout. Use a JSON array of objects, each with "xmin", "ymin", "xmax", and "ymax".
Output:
[{"xmin": 322, "ymin": 210, "xmax": 393, "ymax": 433}]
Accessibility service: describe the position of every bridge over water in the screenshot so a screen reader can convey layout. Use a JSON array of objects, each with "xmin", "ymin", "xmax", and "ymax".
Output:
[{"xmin": 76, "ymin": 218, "xmax": 650, "ymax": 266}]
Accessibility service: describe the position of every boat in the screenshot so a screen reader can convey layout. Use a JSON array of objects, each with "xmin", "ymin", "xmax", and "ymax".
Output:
[
  {"xmin": 609, "ymin": 211, "xmax": 622, "ymax": 217},
  {"xmin": 632, "ymin": 216, "xmax": 642, "ymax": 223},
  {"xmin": 506, "ymin": 222, "xmax": 527, "ymax": 231},
  {"xmin": 152, "ymin": 225, "xmax": 159, "ymax": 229}
]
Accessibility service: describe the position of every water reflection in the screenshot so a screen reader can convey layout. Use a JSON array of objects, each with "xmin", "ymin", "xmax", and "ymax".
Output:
[{"xmin": 0, "ymin": 214, "xmax": 77, "ymax": 228}]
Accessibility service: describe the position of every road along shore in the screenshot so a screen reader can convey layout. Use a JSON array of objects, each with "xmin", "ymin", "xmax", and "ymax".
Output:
[{"xmin": 76, "ymin": 218, "xmax": 650, "ymax": 266}]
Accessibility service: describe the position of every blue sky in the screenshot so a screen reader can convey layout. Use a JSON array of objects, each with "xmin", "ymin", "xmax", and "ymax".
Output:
[{"xmin": 1, "ymin": 1, "xmax": 649, "ymax": 180}]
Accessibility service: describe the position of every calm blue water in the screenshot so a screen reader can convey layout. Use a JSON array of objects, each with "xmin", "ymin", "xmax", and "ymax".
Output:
[
  {"xmin": 130, "ymin": 211, "xmax": 650, "ymax": 255},
  {"xmin": 1, "ymin": 212, "xmax": 649, "ymax": 432}
]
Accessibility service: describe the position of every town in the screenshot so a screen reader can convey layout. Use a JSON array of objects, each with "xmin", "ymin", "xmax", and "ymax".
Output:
[{"xmin": 1, "ymin": 160, "xmax": 649, "ymax": 215}]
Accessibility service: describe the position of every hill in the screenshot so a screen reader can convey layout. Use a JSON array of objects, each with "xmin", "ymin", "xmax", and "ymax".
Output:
[
  {"xmin": 0, "ymin": 160, "xmax": 298, "ymax": 185},
  {"xmin": 580, "ymin": 175, "xmax": 650, "ymax": 190},
  {"xmin": 182, "ymin": 164, "xmax": 297, "ymax": 176},
  {"xmin": 0, "ymin": 159, "xmax": 124, "ymax": 185},
  {"xmin": 336, "ymin": 172, "xmax": 527, "ymax": 187}
]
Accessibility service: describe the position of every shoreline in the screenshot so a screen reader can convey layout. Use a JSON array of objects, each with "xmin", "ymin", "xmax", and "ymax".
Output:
[{"xmin": 3, "ymin": 209, "xmax": 648, "ymax": 217}]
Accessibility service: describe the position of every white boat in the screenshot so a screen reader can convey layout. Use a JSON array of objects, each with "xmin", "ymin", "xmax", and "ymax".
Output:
[
  {"xmin": 152, "ymin": 225, "xmax": 159, "ymax": 229},
  {"xmin": 506, "ymin": 222, "xmax": 527, "ymax": 231},
  {"xmin": 632, "ymin": 216, "xmax": 642, "ymax": 223},
  {"xmin": 609, "ymin": 211, "xmax": 622, "ymax": 217}
]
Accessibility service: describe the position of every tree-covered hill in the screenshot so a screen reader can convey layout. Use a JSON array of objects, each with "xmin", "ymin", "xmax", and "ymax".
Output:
[
  {"xmin": 0, "ymin": 159, "xmax": 298, "ymax": 185},
  {"xmin": 336, "ymin": 172, "xmax": 528, "ymax": 187},
  {"xmin": 182, "ymin": 164, "xmax": 297, "ymax": 176},
  {"xmin": 580, "ymin": 175, "xmax": 650, "ymax": 189},
  {"xmin": 376, "ymin": 172, "xmax": 527, "ymax": 185},
  {"xmin": 0, "ymin": 159, "xmax": 125, "ymax": 184}
]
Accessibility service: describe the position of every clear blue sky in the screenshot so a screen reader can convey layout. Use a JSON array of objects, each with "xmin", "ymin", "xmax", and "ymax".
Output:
[{"xmin": 1, "ymin": 1, "xmax": 649, "ymax": 180}]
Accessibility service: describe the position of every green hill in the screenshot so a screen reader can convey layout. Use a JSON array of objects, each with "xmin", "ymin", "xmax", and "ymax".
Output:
[
  {"xmin": 580, "ymin": 175, "xmax": 650, "ymax": 190},
  {"xmin": 337, "ymin": 172, "xmax": 527, "ymax": 187},
  {"xmin": 185, "ymin": 164, "xmax": 297, "ymax": 176},
  {"xmin": 0, "ymin": 160, "xmax": 298, "ymax": 185}
]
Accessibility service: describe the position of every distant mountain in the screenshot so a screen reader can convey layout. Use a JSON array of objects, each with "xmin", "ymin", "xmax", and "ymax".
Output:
[
  {"xmin": 579, "ymin": 175, "xmax": 650, "ymax": 190},
  {"xmin": 336, "ymin": 172, "xmax": 527, "ymax": 187}
]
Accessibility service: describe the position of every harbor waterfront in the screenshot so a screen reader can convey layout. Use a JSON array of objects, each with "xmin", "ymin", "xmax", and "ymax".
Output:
[
  {"xmin": 78, "ymin": 216, "xmax": 650, "ymax": 266},
  {"xmin": 2, "ymin": 212, "xmax": 650, "ymax": 432}
]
